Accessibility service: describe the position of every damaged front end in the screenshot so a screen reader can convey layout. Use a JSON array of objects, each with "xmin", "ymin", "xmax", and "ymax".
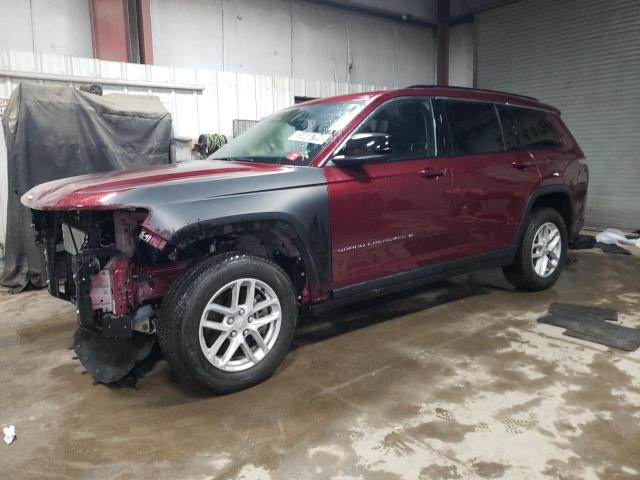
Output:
[{"xmin": 33, "ymin": 209, "xmax": 185, "ymax": 384}]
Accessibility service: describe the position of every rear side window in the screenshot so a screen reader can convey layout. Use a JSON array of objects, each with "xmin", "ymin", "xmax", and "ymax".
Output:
[
  {"xmin": 510, "ymin": 107, "xmax": 561, "ymax": 149},
  {"xmin": 443, "ymin": 100, "xmax": 504, "ymax": 155}
]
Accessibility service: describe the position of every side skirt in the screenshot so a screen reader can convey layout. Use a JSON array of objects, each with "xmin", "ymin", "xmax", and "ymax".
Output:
[{"xmin": 311, "ymin": 247, "xmax": 515, "ymax": 315}]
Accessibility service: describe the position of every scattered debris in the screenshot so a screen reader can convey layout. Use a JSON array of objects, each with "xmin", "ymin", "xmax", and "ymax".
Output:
[
  {"xmin": 596, "ymin": 228, "xmax": 640, "ymax": 249},
  {"xmin": 3, "ymin": 424, "xmax": 16, "ymax": 445},
  {"xmin": 539, "ymin": 303, "xmax": 640, "ymax": 352},
  {"xmin": 569, "ymin": 230, "xmax": 638, "ymax": 255}
]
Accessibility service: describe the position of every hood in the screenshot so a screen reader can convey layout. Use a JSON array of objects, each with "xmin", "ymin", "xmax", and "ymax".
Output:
[{"xmin": 22, "ymin": 160, "xmax": 300, "ymax": 210}]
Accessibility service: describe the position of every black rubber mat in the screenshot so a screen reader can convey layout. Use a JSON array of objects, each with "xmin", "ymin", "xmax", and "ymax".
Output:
[
  {"xmin": 538, "ymin": 303, "xmax": 639, "ymax": 352},
  {"xmin": 568, "ymin": 234, "xmax": 596, "ymax": 250},
  {"xmin": 548, "ymin": 302, "xmax": 618, "ymax": 322},
  {"xmin": 538, "ymin": 315, "xmax": 640, "ymax": 352},
  {"xmin": 564, "ymin": 327, "xmax": 640, "ymax": 352}
]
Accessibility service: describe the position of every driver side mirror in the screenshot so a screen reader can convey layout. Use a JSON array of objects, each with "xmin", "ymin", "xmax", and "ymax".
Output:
[{"xmin": 332, "ymin": 133, "xmax": 392, "ymax": 167}]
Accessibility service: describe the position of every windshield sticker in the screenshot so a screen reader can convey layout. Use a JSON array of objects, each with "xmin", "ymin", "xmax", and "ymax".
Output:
[
  {"xmin": 285, "ymin": 150, "xmax": 303, "ymax": 162},
  {"xmin": 288, "ymin": 130, "xmax": 330, "ymax": 145}
]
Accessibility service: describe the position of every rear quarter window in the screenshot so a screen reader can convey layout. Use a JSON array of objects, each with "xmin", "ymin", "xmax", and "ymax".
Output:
[{"xmin": 510, "ymin": 107, "xmax": 561, "ymax": 149}]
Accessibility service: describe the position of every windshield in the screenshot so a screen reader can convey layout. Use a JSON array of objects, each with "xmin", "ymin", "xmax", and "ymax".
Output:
[{"xmin": 210, "ymin": 100, "xmax": 367, "ymax": 166}]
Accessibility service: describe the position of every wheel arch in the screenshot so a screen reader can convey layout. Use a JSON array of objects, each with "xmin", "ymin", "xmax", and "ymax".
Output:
[
  {"xmin": 515, "ymin": 185, "xmax": 575, "ymax": 248},
  {"xmin": 168, "ymin": 213, "xmax": 327, "ymax": 304}
]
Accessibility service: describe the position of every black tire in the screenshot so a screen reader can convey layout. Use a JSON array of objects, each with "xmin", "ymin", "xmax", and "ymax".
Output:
[
  {"xmin": 503, "ymin": 208, "xmax": 568, "ymax": 291},
  {"xmin": 157, "ymin": 252, "xmax": 298, "ymax": 394}
]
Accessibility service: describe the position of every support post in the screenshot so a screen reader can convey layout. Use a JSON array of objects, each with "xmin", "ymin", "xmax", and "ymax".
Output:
[
  {"xmin": 89, "ymin": 0, "xmax": 131, "ymax": 62},
  {"xmin": 436, "ymin": 0, "xmax": 450, "ymax": 86},
  {"xmin": 136, "ymin": 0, "xmax": 154, "ymax": 65}
]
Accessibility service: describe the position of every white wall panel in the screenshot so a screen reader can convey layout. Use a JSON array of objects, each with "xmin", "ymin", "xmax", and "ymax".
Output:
[
  {"xmin": 195, "ymin": 68, "xmax": 220, "ymax": 133},
  {"xmin": 291, "ymin": 2, "xmax": 349, "ymax": 83},
  {"xmin": 236, "ymin": 74, "xmax": 257, "ymax": 120},
  {"xmin": 348, "ymin": 15, "xmax": 396, "ymax": 86},
  {"xmin": 1, "ymin": 0, "xmax": 436, "ymax": 89},
  {"xmin": 449, "ymin": 22, "xmax": 474, "ymax": 87},
  {"xmin": 150, "ymin": 0, "xmax": 224, "ymax": 70},
  {"xmin": 148, "ymin": 0, "xmax": 435, "ymax": 88},
  {"xmin": 255, "ymin": 75, "xmax": 275, "ymax": 119},
  {"xmin": 222, "ymin": 0, "xmax": 292, "ymax": 78},
  {"xmin": 394, "ymin": 24, "xmax": 435, "ymax": 87},
  {"xmin": 31, "ymin": 0, "xmax": 92, "ymax": 57},
  {"xmin": 216, "ymin": 71, "xmax": 241, "ymax": 136},
  {"xmin": 0, "ymin": 0, "xmax": 92, "ymax": 58},
  {"xmin": 0, "ymin": 0, "xmax": 33, "ymax": 53}
]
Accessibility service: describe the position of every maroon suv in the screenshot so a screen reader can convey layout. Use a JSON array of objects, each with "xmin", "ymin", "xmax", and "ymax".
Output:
[{"xmin": 22, "ymin": 86, "xmax": 588, "ymax": 393}]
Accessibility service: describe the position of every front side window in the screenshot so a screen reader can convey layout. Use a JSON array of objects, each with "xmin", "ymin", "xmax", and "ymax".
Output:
[
  {"xmin": 443, "ymin": 100, "xmax": 504, "ymax": 155},
  {"xmin": 510, "ymin": 107, "xmax": 561, "ymax": 149},
  {"xmin": 354, "ymin": 97, "xmax": 436, "ymax": 159},
  {"xmin": 210, "ymin": 100, "xmax": 367, "ymax": 165}
]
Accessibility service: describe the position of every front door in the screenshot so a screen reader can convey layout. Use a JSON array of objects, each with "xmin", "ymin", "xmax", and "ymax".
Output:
[{"xmin": 324, "ymin": 97, "xmax": 455, "ymax": 290}]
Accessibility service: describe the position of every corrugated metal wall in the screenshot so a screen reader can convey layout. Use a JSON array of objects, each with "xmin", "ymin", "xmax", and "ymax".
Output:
[
  {"xmin": 0, "ymin": 49, "xmax": 388, "ymax": 253},
  {"xmin": 476, "ymin": 0, "xmax": 640, "ymax": 229}
]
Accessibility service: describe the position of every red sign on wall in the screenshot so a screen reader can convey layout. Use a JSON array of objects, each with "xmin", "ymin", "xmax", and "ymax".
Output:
[{"xmin": 0, "ymin": 98, "xmax": 8, "ymax": 117}]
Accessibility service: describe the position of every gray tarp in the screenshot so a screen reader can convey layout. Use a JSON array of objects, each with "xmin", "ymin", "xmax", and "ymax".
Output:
[{"xmin": 1, "ymin": 83, "xmax": 172, "ymax": 292}]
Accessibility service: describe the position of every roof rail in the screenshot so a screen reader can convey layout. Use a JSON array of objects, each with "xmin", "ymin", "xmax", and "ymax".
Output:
[{"xmin": 406, "ymin": 85, "xmax": 539, "ymax": 102}]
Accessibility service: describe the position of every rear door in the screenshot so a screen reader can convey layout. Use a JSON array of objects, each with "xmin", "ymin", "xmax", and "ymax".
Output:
[
  {"xmin": 436, "ymin": 99, "xmax": 541, "ymax": 256},
  {"xmin": 325, "ymin": 97, "xmax": 455, "ymax": 290}
]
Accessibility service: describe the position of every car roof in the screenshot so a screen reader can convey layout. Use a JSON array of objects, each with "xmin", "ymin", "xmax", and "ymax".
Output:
[{"xmin": 298, "ymin": 86, "xmax": 560, "ymax": 115}]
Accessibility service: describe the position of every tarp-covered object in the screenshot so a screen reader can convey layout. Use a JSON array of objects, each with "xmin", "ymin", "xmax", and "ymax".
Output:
[{"xmin": 1, "ymin": 83, "xmax": 172, "ymax": 292}]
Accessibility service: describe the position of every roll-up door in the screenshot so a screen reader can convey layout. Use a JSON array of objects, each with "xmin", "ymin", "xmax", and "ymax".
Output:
[{"xmin": 476, "ymin": 0, "xmax": 640, "ymax": 228}]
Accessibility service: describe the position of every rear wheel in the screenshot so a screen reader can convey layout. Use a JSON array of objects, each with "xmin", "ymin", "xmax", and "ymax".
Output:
[
  {"xmin": 158, "ymin": 253, "xmax": 297, "ymax": 393},
  {"xmin": 503, "ymin": 208, "xmax": 568, "ymax": 291}
]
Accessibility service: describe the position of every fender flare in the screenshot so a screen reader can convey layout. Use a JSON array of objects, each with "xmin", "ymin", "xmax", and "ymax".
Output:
[{"xmin": 513, "ymin": 184, "xmax": 575, "ymax": 249}]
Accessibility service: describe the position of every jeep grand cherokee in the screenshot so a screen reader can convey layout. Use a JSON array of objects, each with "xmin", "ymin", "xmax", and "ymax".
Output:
[{"xmin": 22, "ymin": 86, "xmax": 588, "ymax": 393}]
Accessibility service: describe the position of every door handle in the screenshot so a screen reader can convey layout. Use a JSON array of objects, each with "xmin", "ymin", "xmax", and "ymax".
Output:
[
  {"xmin": 511, "ymin": 161, "xmax": 533, "ymax": 169},
  {"xmin": 417, "ymin": 167, "xmax": 446, "ymax": 179}
]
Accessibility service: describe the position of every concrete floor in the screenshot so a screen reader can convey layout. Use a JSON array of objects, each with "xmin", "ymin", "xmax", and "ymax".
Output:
[{"xmin": 1, "ymin": 250, "xmax": 639, "ymax": 480}]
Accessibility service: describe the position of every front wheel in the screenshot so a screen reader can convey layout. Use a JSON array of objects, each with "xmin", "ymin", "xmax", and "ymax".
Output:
[
  {"xmin": 503, "ymin": 208, "xmax": 568, "ymax": 291},
  {"xmin": 158, "ymin": 253, "xmax": 298, "ymax": 393}
]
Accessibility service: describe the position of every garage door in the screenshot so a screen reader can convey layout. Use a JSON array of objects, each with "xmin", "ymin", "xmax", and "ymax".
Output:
[{"xmin": 476, "ymin": 0, "xmax": 640, "ymax": 229}]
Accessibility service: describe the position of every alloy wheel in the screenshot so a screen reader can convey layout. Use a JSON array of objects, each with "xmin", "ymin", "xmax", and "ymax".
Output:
[
  {"xmin": 198, "ymin": 278, "xmax": 282, "ymax": 372},
  {"xmin": 531, "ymin": 222, "xmax": 562, "ymax": 278}
]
